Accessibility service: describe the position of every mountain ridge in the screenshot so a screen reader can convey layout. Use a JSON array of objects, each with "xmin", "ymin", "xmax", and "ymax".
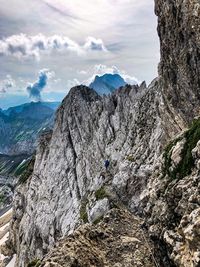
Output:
[
  {"xmin": 0, "ymin": 101, "xmax": 60, "ymax": 155},
  {"xmin": 2, "ymin": 101, "xmax": 60, "ymax": 116}
]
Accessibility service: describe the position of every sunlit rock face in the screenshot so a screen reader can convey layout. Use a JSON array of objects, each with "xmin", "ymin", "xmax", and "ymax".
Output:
[
  {"xmin": 10, "ymin": 82, "xmax": 168, "ymax": 266},
  {"xmin": 155, "ymin": 0, "xmax": 200, "ymax": 122}
]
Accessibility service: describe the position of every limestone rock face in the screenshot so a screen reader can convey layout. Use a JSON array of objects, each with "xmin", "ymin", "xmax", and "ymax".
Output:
[
  {"xmin": 155, "ymin": 0, "xmax": 200, "ymax": 122},
  {"xmin": 140, "ymin": 125, "xmax": 200, "ymax": 267},
  {"xmin": 10, "ymin": 82, "xmax": 168, "ymax": 266}
]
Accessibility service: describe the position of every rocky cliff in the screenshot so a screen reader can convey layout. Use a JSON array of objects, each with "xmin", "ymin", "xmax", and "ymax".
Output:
[
  {"xmin": 10, "ymin": 81, "xmax": 168, "ymax": 266},
  {"xmin": 140, "ymin": 119, "xmax": 200, "ymax": 266},
  {"xmin": 156, "ymin": 0, "xmax": 200, "ymax": 122},
  {"xmin": 6, "ymin": 0, "xmax": 200, "ymax": 267}
]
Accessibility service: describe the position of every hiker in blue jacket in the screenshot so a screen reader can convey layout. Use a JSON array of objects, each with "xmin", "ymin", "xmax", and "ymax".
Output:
[{"xmin": 104, "ymin": 159, "xmax": 110, "ymax": 170}]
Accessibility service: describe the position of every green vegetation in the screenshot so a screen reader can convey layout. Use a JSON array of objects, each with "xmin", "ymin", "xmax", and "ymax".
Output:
[
  {"xmin": 0, "ymin": 194, "xmax": 5, "ymax": 204},
  {"xmin": 0, "ymin": 154, "xmax": 31, "ymax": 176},
  {"xmin": 0, "ymin": 165, "xmax": 5, "ymax": 173},
  {"xmin": 18, "ymin": 155, "xmax": 35, "ymax": 184},
  {"xmin": 14, "ymin": 159, "xmax": 30, "ymax": 176},
  {"xmin": 27, "ymin": 259, "xmax": 41, "ymax": 267},
  {"xmin": 95, "ymin": 186, "xmax": 108, "ymax": 201},
  {"xmin": 93, "ymin": 216, "xmax": 103, "ymax": 225},
  {"xmin": 80, "ymin": 198, "xmax": 89, "ymax": 223},
  {"xmin": 126, "ymin": 155, "xmax": 134, "ymax": 162},
  {"xmin": 163, "ymin": 118, "xmax": 200, "ymax": 180}
]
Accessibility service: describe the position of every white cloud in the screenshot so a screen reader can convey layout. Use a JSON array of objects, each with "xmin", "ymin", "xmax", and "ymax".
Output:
[
  {"xmin": 78, "ymin": 70, "xmax": 87, "ymax": 75},
  {"xmin": 84, "ymin": 37, "xmax": 107, "ymax": 52},
  {"xmin": 0, "ymin": 34, "xmax": 108, "ymax": 60},
  {"xmin": 67, "ymin": 78, "xmax": 80, "ymax": 89},
  {"xmin": 0, "ymin": 75, "xmax": 16, "ymax": 93}
]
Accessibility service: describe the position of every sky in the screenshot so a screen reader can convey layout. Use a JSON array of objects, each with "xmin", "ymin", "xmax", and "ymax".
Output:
[{"xmin": 0, "ymin": 0, "xmax": 160, "ymax": 109}]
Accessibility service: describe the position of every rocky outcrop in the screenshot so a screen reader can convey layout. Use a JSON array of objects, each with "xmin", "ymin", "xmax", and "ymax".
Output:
[
  {"xmin": 156, "ymin": 0, "xmax": 200, "ymax": 122},
  {"xmin": 140, "ymin": 119, "xmax": 200, "ymax": 266},
  {"xmin": 37, "ymin": 209, "xmax": 156, "ymax": 267}
]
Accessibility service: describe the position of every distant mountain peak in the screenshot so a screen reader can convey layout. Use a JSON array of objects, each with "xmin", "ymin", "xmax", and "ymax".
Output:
[{"xmin": 89, "ymin": 73, "xmax": 127, "ymax": 95}]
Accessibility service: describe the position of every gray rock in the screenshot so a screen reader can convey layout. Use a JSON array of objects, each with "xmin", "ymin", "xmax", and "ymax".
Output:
[{"xmin": 88, "ymin": 198, "xmax": 110, "ymax": 223}]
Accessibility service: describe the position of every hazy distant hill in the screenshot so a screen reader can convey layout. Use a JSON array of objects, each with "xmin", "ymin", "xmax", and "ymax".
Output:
[{"xmin": 3, "ymin": 101, "xmax": 60, "ymax": 117}]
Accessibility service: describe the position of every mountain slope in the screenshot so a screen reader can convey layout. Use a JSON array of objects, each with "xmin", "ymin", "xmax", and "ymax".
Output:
[
  {"xmin": 0, "ymin": 102, "xmax": 60, "ymax": 155},
  {"xmin": 89, "ymin": 73, "xmax": 127, "ymax": 95},
  {"xmin": 3, "ymin": 101, "xmax": 60, "ymax": 117},
  {"xmin": 0, "ymin": 153, "xmax": 31, "ymax": 210}
]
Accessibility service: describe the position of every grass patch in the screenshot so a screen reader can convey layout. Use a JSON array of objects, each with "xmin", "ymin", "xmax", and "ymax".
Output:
[
  {"xmin": 163, "ymin": 118, "xmax": 200, "ymax": 180},
  {"xmin": 95, "ymin": 187, "xmax": 108, "ymax": 201},
  {"xmin": 93, "ymin": 216, "xmax": 103, "ymax": 225},
  {"xmin": 14, "ymin": 160, "xmax": 30, "ymax": 176},
  {"xmin": 18, "ymin": 155, "xmax": 35, "ymax": 184},
  {"xmin": 0, "ymin": 194, "xmax": 5, "ymax": 205},
  {"xmin": 27, "ymin": 259, "xmax": 41, "ymax": 267},
  {"xmin": 126, "ymin": 155, "xmax": 134, "ymax": 162},
  {"xmin": 80, "ymin": 198, "xmax": 89, "ymax": 223}
]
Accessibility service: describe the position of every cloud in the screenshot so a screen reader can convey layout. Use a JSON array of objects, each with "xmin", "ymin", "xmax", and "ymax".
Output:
[
  {"xmin": 84, "ymin": 37, "xmax": 107, "ymax": 52},
  {"xmin": 0, "ymin": 75, "xmax": 15, "ymax": 93},
  {"xmin": 82, "ymin": 64, "xmax": 140, "ymax": 86},
  {"xmin": 0, "ymin": 34, "xmax": 108, "ymax": 60},
  {"xmin": 78, "ymin": 70, "xmax": 87, "ymax": 75},
  {"xmin": 67, "ymin": 78, "xmax": 80, "ymax": 89},
  {"xmin": 26, "ymin": 69, "xmax": 54, "ymax": 101},
  {"xmin": 43, "ymin": 0, "xmax": 81, "ymax": 20}
]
